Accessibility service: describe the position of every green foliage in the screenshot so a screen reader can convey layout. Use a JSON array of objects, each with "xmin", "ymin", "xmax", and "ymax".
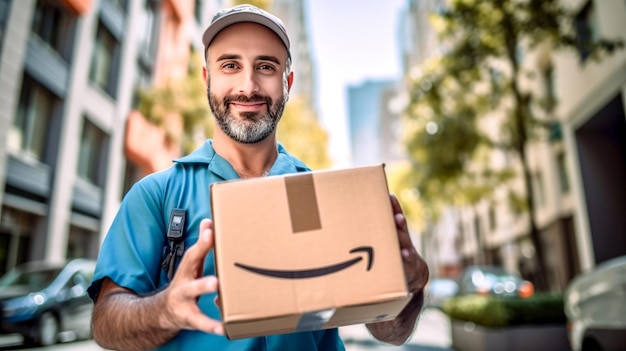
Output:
[
  {"xmin": 137, "ymin": 52, "xmax": 213, "ymax": 154},
  {"xmin": 230, "ymin": 0, "xmax": 272, "ymax": 10},
  {"xmin": 404, "ymin": 0, "xmax": 623, "ymax": 218},
  {"xmin": 277, "ymin": 97, "xmax": 332, "ymax": 170},
  {"xmin": 442, "ymin": 293, "xmax": 566, "ymax": 328}
]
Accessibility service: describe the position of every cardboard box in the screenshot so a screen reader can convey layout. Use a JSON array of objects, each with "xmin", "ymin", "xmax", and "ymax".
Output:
[{"xmin": 210, "ymin": 164, "xmax": 411, "ymax": 339}]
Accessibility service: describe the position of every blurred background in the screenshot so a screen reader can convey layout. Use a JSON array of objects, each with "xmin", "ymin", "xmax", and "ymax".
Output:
[{"xmin": 0, "ymin": 0, "xmax": 624, "ymax": 350}]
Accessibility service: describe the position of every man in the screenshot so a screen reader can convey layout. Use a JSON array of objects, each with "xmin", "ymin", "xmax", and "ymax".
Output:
[{"xmin": 88, "ymin": 4, "xmax": 429, "ymax": 351}]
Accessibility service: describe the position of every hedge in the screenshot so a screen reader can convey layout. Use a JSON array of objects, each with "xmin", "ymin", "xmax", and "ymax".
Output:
[{"xmin": 441, "ymin": 293, "xmax": 566, "ymax": 328}]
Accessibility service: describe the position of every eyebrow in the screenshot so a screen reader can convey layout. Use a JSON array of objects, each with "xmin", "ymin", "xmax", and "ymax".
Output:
[{"xmin": 215, "ymin": 54, "xmax": 281, "ymax": 65}]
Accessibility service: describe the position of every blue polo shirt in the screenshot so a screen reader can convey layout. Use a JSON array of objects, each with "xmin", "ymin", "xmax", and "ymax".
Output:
[{"xmin": 88, "ymin": 140, "xmax": 345, "ymax": 350}]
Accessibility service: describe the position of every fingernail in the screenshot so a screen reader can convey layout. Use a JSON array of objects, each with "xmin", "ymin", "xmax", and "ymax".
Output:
[
  {"xmin": 215, "ymin": 325, "xmax": 224, "ymax": 335},
  {"xmin": 206, "ymin": 276, "xmax": 218, "ymax": 288},
  {"xmin": 402, "ymin": 249, "xmax": 410, "ymax": 258}
]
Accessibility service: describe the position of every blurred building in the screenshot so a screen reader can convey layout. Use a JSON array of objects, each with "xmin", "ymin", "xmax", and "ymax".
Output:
[
  {"xmin": 553, "ymin": 0, "xmax": 626, "ymax": 271},
  {"xmin": 346, "ymin": 79, "xmax": 404, "ymax": 167},
  {"xmin": 0, "ymin": 0, "xmax": 317, "ymax": 274},
  {"xmin": 399, "ymin": 0, "xmax": 626, "ymax": 291},
  {"xmin": 0, "ymin": 0, "xmax": 200, "ymax": 272},
  {"xmin": 271, "ymin": 0, "xmax": 317, "ymax": 114}
]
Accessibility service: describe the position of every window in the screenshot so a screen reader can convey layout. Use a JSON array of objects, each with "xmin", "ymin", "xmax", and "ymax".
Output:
[
  {"xmin": 0, "ymin": 207, "xmax": 36, "ymax": 274},
  {"xmin": 133, "ymin": 0, "xmax": 159, "ymax": 107},
  {"xmin": 0, "ymin": 0, "xmax": 10, "ymax": 57},
  {"xmin": 136, "ymin": 0, "xmax": 159, "ymax": 61},
  {"xmin": 542, "ymin": 62, "xmax": 556, "ymax": 112},
  {"xmin": 532, "ymin": 171, "xmax": 546, "ymax": 207},
  {"xmin": 574, "ymin": 1, "xmax": 599, "ymax": 63},
  {"xmin": 109, "ymin": 0, "xmax": 127, "ymax": 11},
  {"xmin": 557, "ymin": 153, "xmax": 571, "ymax": 195},
  {"xmin": 89, "ymin": 21, "xmax": 119, "ymax": 97},
  {"xmin": 77, "ymin": 118, "xmax": 108, "ymax": 186},
  {"xmin": 9, "ymin": 76, "xmax": 56, "ymax": 161},
  {"xmin": 31, "ymin": 0, "xmax": 76, "ymax": 62},
  {"xmin": 488, "ymin": 206, "xmax": 496, "ymax": 230},
  {"xmin": 194, "ymin": 0, "xmax": 202, "ymax": 23}
]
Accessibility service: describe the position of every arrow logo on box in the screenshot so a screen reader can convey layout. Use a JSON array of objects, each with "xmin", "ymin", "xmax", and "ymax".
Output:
[{"xmin": 234, "ymin": 246, "xmax": 374, "ymax": 279}]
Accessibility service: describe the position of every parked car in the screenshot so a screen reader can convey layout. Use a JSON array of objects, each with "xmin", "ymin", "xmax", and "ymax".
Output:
[
  {"xmin": 426, "ymin": 277, "xmax": 459, "ymax": 309},
  {"xmin": 564, "ymin": 255, "xmax": 626, "ymax": 351},
  {"xmin": 0, "ymin": 258, "xmax": 96, "ymax": 346},
  {"xmin": 457, "ymin": 265, "xmax": 534, "ymax": 298}
]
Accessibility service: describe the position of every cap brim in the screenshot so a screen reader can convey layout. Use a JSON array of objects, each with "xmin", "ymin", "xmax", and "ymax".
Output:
[{"xmin": 202, "ymin": 12, "xmax": 290, "ymax": 55}]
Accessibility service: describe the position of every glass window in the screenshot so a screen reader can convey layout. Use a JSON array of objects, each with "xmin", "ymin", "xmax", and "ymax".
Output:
[
  {"xmin": 77, "ymin": 117, "xmax": 108, "ymax": 186},
  {"xmin": 31, "ymin": 0, "xmax": 76, "ymax": 62},
  {"xmin": 0, "ymin": 0, "xmax": 10, "ymax": 57},
  {"xmin": 557, "ymin": 153, "xmax": 571, "ymax": 195},
  {"xmin": 532, "ymin": 171, "xmax": 546, "ymax": 207},
  {"xmin": 0, "ymin": 207, "xmax": 36, "ymax": 274},
  {"xmin": 89, "ymin": 21, "xmax": 119, "ymax": 97},
  {"xmin": 136, "ymin": 0, "xmax": 159, "ymax": 60},
  {"xmin": 9, "ymin": 76, "xmax": 55, "ymax": 161},
  {"xmin": 67, "ymin": 226, "xmax": 95, "ymax": 260},
  {"xmin": 194, "ymin": 0, "xmax": 202, "ymax": 23},
  {"xmin": 488, "ymin": 206, "xmax": 496, "ymax": 230},
  {"xmin": 109, "ymin": 0, "xmax": 127, "ymax": 11},
  {"xmin": 574, "ymin": 1, "xmax": 599, "ymax": 63}
]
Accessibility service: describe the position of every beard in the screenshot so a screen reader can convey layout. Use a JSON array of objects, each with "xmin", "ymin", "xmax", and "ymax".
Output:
[{"xmin": 207, "ymin": 85, "xmax": 287, "ymax": 144}]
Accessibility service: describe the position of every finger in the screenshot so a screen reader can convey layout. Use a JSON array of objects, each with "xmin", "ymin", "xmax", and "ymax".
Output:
[
  {"xmin": 176, "ymin": 276, "xmax": 219, "ymax": 298},
  {"xmin": 175, "ymin": 220, "xmax": 214, "ymax": 280},
  {"xmin": 389, "ymin": 193, "xmax": 404, "ymax": 215},
  {"xmin": 390, "ymin": 194, "xmax": 412, "ymax": 248},
  {"xmin": 187, "ymin": 315, "xmax": 225, "ymax": 335}
]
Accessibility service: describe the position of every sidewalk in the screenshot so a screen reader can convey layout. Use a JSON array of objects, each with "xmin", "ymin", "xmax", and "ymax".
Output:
[{"xmin": 340, "ymin": 307, "xmax": 455, "ymax": 351}]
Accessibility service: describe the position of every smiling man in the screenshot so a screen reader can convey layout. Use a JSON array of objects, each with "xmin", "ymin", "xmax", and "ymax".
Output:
[{"xmin": 87, "ymin": 4, "xmax": 429, "ymax": 351}]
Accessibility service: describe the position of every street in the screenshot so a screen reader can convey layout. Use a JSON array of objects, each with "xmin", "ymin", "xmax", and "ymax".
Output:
[{"xmin": 0, "ymin": 308, "xmax": 455, "ymax": 351}]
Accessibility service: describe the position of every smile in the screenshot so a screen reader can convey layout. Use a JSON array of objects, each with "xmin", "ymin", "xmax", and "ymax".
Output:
[{"xmin": 234, "ymin": 246, "xmax": 374, "ymax": 279}]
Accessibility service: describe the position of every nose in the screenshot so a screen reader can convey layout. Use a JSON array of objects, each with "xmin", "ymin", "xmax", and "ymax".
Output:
[{"xmin": 237, "ymin": 68, "xmax": 260, "ymax": 96}]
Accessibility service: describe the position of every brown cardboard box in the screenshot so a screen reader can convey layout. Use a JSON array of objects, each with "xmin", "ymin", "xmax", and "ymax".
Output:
[{"xmin": 210, "ymin": 164, "xmax": 411, "ymax": 339}]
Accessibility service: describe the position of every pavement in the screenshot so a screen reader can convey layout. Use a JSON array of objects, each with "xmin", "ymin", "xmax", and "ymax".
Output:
[
  {"xmin": 340, "ymin": 307, "xmax": 456, "ymax": 350},
  {"xmin": 0, "ymin": 308, "xmax": 455, "ymax": 351}
]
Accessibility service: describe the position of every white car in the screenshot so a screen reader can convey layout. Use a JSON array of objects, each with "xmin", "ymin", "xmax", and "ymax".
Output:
[{"xmin": 564, "ymin": 255, "xmax": 626, "ymax": 351}]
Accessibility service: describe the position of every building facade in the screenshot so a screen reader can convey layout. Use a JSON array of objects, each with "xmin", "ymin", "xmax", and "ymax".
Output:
[
  {"xmin": 398, "ymin": 0, "xmax": 626, "ymax": 291},
  {"xmin": 0, "ymin": 0, "xmax": 318, "ymax": 274},
  {"xmin": 0, "ymin": 0, "xmax": 202, "ymax": 273}
]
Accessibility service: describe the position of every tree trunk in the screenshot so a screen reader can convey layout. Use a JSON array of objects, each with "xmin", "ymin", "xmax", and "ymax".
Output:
[{"xmin": 502, "ymin": 10, "xmax": 550, "ymax": 290}]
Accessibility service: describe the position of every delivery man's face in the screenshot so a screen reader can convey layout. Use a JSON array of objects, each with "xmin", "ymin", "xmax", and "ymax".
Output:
[{"xmin": 205, "ymin": 22, "xmax": 293, "ymax": 144}]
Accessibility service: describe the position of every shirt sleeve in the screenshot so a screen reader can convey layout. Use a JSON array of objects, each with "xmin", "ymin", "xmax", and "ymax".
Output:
[{"xmin": 88, "ymin": 175, "xmax": 167, "ymax": 301}]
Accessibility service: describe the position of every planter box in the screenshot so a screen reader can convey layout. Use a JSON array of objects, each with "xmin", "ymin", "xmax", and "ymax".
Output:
[{"xmin": 451, "ymin": 320, "xmax": 570, "ymax": 351}]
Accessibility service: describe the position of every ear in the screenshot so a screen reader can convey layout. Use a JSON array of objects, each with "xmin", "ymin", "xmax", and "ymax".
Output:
[
  {"xmin": 287, "ymin": 71, "xmax": 294, "ymax": 93},
  {"xmin": 202, "ymin": 66, "xmax": 208, "ymax": 85}
]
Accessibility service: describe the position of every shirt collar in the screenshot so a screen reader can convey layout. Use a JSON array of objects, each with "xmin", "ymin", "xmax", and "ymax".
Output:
[{"xmin": 173, "ymin": 140, "xmax": 310, "ymax": 179}]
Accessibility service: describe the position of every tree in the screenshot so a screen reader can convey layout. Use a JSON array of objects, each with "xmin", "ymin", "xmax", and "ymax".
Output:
[
  {"xmin": 405, "ymin": 0, "xmax": 622, "ymax": 290},
  {"xmin": 138, "ymin": 51, "xmax": 213, "ymax": 156},
  {"xmin": 277, "ymin": 96, "xmax": 332, "ymax": 170}
]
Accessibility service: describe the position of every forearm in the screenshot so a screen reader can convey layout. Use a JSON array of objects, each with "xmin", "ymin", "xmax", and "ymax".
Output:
[
  {"xmin": 366, "ymin": 291, "xmax": 424, "ymax": 345},
  {"xmin": 92, "ymin": 288, "xmax": 178, "ymax": 351}
]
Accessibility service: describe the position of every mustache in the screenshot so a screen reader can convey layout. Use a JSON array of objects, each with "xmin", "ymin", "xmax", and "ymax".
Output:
[{"xmin": 224, "ymin": 94, "xmax": 272, "ymax": 106}]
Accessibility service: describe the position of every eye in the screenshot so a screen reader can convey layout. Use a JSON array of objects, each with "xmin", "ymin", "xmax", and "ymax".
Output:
[
  {"xmin": 258, "ymin": 64, "xmax": 276, "ymax": 72},
  {"xmin": 222, "ymin": 62, "xmax": 239, "ymax": 71}
]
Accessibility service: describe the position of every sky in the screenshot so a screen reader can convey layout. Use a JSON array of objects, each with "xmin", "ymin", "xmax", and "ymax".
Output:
[{"xmin": 305, "ymin": 0, "xmax": 407, "ymax": 167}]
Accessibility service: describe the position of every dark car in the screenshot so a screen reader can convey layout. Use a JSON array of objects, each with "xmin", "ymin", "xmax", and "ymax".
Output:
[
  {"xmin": 457, "ymin": 265, "xmax": 534, "ymax": 298},
  {"xmin": 0, "ymin": 258, "xmax": 96, "ymax": 346},
  {"xmin": 564, "ymin": 255, "xmax": 626, "ymax": 351}
]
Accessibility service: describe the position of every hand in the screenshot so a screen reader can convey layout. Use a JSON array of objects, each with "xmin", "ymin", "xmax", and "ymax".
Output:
[
  {"xmin": 365, "ymin": 194, "xmax": 429, "ymax": 345},
  {"xmin": 390, "ymin": 194, "xmax": 429, "ymax": 296},
  {"xmin": 92, "ymin": 219, "xmax": 224, "ymax": 350},
  {"xmin": 160, "ymin": 219, "xmax": 224, "ymax": 335}
]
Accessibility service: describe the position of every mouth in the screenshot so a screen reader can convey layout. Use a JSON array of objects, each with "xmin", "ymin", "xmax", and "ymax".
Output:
[
  {"xmin": 228, "ymin": 101, "xmax": 267, "ymax": 113},
  {"xmin": 233, "ymin": 246, "xmax": 374, "ymax": 279}
]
